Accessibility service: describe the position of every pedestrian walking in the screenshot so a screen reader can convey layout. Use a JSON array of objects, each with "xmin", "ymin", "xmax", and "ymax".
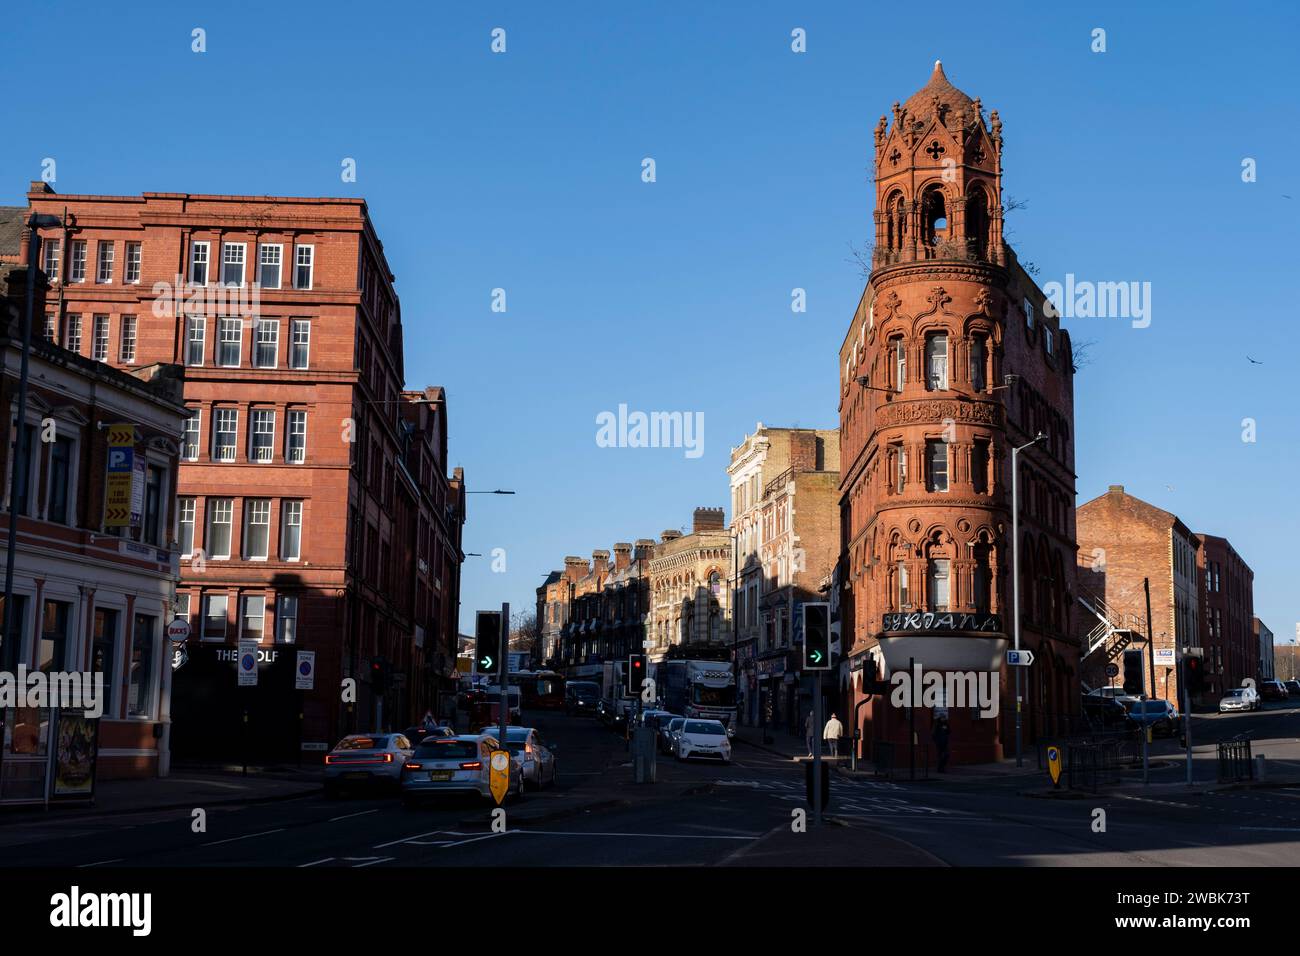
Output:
[
  {"xmin": 804, "ymin": 710, "xmax": 814, "ymax": 757},
  {"xmin": 933, "ymin": 713, "xmax": 951, "ymax": 773},
  {"xmin": 823, "ymin": 713, "xmax": 843, "ymax": 758}
]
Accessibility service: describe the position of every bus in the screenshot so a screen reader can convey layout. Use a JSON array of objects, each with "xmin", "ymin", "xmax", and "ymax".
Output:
[{"xmin": 517, "ymin": 670, "xmax": 566, "ymax": 710}]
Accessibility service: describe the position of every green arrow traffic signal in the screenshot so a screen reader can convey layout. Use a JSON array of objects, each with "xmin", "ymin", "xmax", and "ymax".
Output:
[
  {"xmin": 810, "ymin": 649, "xmax": 823, "ymax": 664},
  {"xmin": 480, "ymin": 655, "xmax": 493, "ymax": 670}
]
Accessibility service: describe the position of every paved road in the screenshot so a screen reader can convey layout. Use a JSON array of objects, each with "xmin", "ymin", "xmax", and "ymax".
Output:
[{"xmin": 3, "ymin": 709, "xmax": 1299, "ymax": 867}]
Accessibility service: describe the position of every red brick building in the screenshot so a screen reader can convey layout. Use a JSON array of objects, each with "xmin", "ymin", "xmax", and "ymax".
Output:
[
  {"xmin": 26, "ymin": 183, "xmax": 465, "ymax": 762},
  {"xmin": 1076, "ymin": 486, "xmax": 1202, "ymax": 707},
  {"xmin": 1195, "ymin": 534, "xmax": 1255, "ymax": 701},
  {"xmin": 838, "ymin": 62, "xmax": 1082, "ymax": 764}
]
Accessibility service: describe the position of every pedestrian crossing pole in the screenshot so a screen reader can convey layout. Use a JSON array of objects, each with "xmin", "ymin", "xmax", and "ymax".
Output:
[{"xmin": 813, "ymin": 670, "xmax": 823, "ymax": 827}]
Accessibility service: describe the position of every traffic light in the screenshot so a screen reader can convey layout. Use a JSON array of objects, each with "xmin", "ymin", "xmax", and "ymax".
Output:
[
  {"xmin": 1122, "ymin": 649, "xmax": 1144, "ymax": 696},
  {"xmin": 627, "ymin": 654, "xmax": 646, "ymax": 695},
  {"xmin": 1185, "ymin": 655, "xmax": 1205, "ymax": 694},
  {"xmin": 803, "ymin": 602, "xmax": 831, "ymax": 671},
  {"xmin": 371, "ymin": 656, "xmax": 389, "ymax": 694},
  {"xmin": 475, "ymin": 610, "xmax": 502, "ymax": 673}
]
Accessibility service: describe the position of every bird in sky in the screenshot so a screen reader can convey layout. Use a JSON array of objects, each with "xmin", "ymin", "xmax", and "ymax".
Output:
[{"xmin": 1248, "ymin": 356, "xmax": 1263, "ymax": 365}]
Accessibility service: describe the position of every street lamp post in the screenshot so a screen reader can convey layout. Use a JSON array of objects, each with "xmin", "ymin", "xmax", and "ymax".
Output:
[
  {"xmin": 2, "ymin": 214, "xmax": 61, "ymax": 669},
  {"xmin": 1011, "ymin": 432, "xmax": 1046, "ymax": 768}
]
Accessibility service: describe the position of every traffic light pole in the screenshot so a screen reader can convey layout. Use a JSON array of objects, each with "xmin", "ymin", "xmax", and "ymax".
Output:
[
  {"xmin": 498, "ymin": 602, "xmax": 509, "ymax": 750},
  {"xmin": 813, "ymin": 670, "xmax": 823, "ymax": 827},
  {"xmin": 1179, "ymin": 649, "xmax": 1193, "ymax": 786}
]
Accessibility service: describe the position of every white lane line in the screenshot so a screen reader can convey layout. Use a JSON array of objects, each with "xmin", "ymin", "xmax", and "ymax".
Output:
[
  {"xmin": 299, "ymin": 858, "xmax": 335, "ymax": 867},
  {"xmin": 1237, "ymin": 826, "xmax": 1300, "ymax": 832},
  {"xmin": 373, "ymin": 829, "xmax": 478, "ymax": 849},
  {"xmin": 513, "ymin": 830, "xmax": 757, "ymax": 840},
  {"xmin": 77, "ymin": 859, "xmax": 124, "ymax": 867},
  {"xmin": 330, "ymin": 809, "xmax": 379, "ymax": 823},
  {"xmin": 201, "ymin": 827, "xmax": 285, "ymax": 847},
  {"xmin": 444, "ymin": 831, "xmax": 512, "ymax": 848}
]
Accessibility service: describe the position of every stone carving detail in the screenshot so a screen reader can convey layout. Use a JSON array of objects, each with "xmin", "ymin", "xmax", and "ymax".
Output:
[
  {"xmin": 877, "ymin": 400, "xmax": 1001, "ymax": 429},
  {"xmin": 926, "ymin": 286, "xmax": 953, "ymax": 313},
  {"xmin": 878, "ymin": 290, "xmax": 903, "ymax": 320}
]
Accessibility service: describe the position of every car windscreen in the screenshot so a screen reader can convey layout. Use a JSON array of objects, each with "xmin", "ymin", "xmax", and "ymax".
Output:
[
  {"xmin": 336, "ymin": 736, "xmax": 388, "ymax": 750},
  {"xmin": 416, "ymin": 741, "xmax": 479, "ymax": 760},
  {"xmin": 684, "ymin": 721, "xmax": 724, "ymax": 735},
  {"xmin": 1229, "ymin": 690, "xmax": 1245, "ymax": 697}
]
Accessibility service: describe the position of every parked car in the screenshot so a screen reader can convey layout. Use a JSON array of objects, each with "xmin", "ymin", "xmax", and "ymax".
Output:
[
  {"xmin": 400, "ymin": 734, "xmax": 524, "ymax": 806},
  {"xmin": 1082, "ymin": 695, "xmax": 1130, "ymax": 730},
  {"xmin": 1260, "ymin": 680, "xmax": 1289, "ymax": 702},
  {"xmin": 1283, "ymin": 680, "xmax": 1300, "ymax": 698},
  {"xmin": 324, "ymin": 734, "xmax": 414, "ymax": 796},
  {"xmin": 1219, "ymin": 686, "xmax": 1260, "ymax": 712},
  {"xmin": 1086, "ymin": 686, "xmax": 1137, "ymax": 702},
  {"xmin": 674, "ymin": 719, "xmax": 733, "ymax": 764},
  {"xmin": 565, "ymin": 681, "xmax": 600, "ymax": 716},
  {"xmin": 477, "ymin": 725, "xmax": 557, "ymax": 789},
  {"xmin": 1122, "ymin": 698, "xmax": 1180, "ymax": 737}
]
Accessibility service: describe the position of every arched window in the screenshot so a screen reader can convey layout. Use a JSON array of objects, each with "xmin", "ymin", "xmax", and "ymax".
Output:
[
  {"xmin": 925, "ymin": 332, "xmax": 949, "ymax": 390},
  {"xmin": 709, "ymin": 571, "xmax": 722, "ymax": 597},
  {"xmin": 887, "ymin": 192, "xmax": 907, "ymax": 252},
  {"xmin": 921, "ymin": 186, "xmax": 948, "ymax": 249},
  {"xmin": 972, "ymin": 542, "xmax": 992, "ymax": 613},
  {"xmin": 965, "ymin": 184, "xmax": 989, "ymax": 259}
]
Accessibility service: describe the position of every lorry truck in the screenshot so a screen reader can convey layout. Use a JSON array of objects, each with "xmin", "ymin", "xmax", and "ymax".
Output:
[{"xmin": 663, "ymin": 658, "xmax": 737, "ymax": 736}]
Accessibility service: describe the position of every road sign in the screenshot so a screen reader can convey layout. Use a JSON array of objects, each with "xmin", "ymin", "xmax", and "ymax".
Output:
[
  {"xmin": 1047, "ymin": 745, "xmax": 1062, "ymax": 786},
  {"xmin": 489, "ymin": 749, "xmax": 510, "ymax": 805},
  {"xmin": 166, "ymin": 618, "xmax": 191, "ymax": 644},
  {"xmin": 1154, "ymin": 648, "xmax": 1175, "ymax": 667},
  {"xmin": 237, "ymin": 639, "xmax": 259, "ymax": 686},
  {"xmin": 1006, "ymin": 649, "xmax": 1034, "ymax": 667},
  {"xmin": 296, "ymin": 651, "xmax": 316, "ymax": 690},
  {"xmin": 1105, "ymin": 662, "xmax": 1119, "ymax": 678},
  {"xmin": 105, "ymin": 425, "xmax": 134, "ymax": 528}
]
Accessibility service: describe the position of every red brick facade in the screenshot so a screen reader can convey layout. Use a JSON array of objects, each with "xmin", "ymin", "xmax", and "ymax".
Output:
[
  {"xmin": 26, "ymin": 183, "xmax": 464, "ymax": 762},
  {"xmin": 838, "ymin": 63, "xmax": 1081, "ymax": 764},
  {"xmin": 1196, "ymin": 534, "xmax": 1256, "ymax": 701}
]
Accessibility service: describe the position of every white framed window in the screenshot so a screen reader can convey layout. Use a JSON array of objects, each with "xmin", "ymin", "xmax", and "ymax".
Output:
[
  {"xmin": 176, "ymin": 593, "xmax": 191, "ymax": 622},
  {"xmin": 202, "ymin": 593, "xmax": 228, "ymax": 641},
  {"xmin": 925, "ymin": 333, "xmax": 948, "ymax": 390},
  {"xmin": 42, "ymin": 239, "xmax": 60, "ymax": 281},
  {"xmin": 927, "ymin": 440, "xmax": 949, "ymax": 493},
  {"xmin": 286, "ymin": 409, "xmax": 306, "ymax": 463},
  {"xmin": 249, "ymin": 409, "xmax": 275, "ymax": 462},
  {"xmin": 893, "ymin": 337, "xmax": 906, "ymax": 391},
  {"xmin": 217, "ymin": 317, "xmax": 242, "ymax": 366},
  {"xmin": 254, "ymin": 319, "xmax": 278, "ymax": 368},
  {"xmin": 258, "ymin": 244, "xmax": 282, "ymax": 289},
  {"xmin": 243, "ymin": 499, "xmax": 270, "ymax": 559},
  {"xmin": 1045, "ymin": 327, "xmax": 1054, "ymax": 357},
  {"xmin": 212, "ymin": 408, "xmax": 238, "ymax": 462},
  {"xmin": 294, "ymin": 245, "xmax": 314, "ymax": 289},
  {"xmin": 125, "ymin": 242, "xmax": 141, "ymax": 283},
  {"xmin": 43, "ymin": 314, "xmax": 56, "ymax": 342},
  {"xmin": 897, "ymin": 562, "xmax": 910, "ymax": 609},
  {"xmin": 281, "ymin": 500, "xmax": 302, "ymax": 560},
  {"xmin": 241, "ymin": 595, "xmax": 266, "ymax": 642},
  {"xmin": 185, "ymin": 316, "xmax": 206, "ymax": 366},
  {"xmin": 96, "ymin": 241, "xmax": 114, "ymax": 283},
  {"xmin": 64, "ymin": 314, "xmax": 82, "ymax": 353},
  {"xmin": 1023, "ymin": 296, "xmax": 1035, "ymax": 329},
  {"xmin": 190, "ymin": 241, "xmax": 210, "ymax": 286},
  {"xmin": 277, "ymin": 595, "xmax": 298, "ymax": 644},
  {"xmin": 928, "ymin": 559, "xmax": 951, "ymax": 611},
  {"xmin": 206, "ymin": 499, "xmax": 233, "ymax": 559},
  {"xmin": 119, "ymin": 315, "xmax": 137, "ymax": 363},
  {"xmin": 92, "ymin": 315, "xmax": 110, "ymax": 361},
  {"xmin": 69, "ymin": 240, "xmax": 87, "ymax": 282},
  {"xmin": 221, "ymin": 243, "xmax": 246, "ymax": 286},
  {"xmin": 181, "ymin": 409, "xmax": 201, "ymax": 461},
  {"xmin": 289, "ymin": 319, "xmax": 310, "ymax": 369},
  {"xmin": 178, "ymin": 497, "xmax": 196, "ymax": 556}
]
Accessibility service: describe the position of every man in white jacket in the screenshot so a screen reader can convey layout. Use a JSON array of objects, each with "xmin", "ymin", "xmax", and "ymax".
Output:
[{"xmin": 823, "ymin": 713, "xmax": 844, "ymax": 757}]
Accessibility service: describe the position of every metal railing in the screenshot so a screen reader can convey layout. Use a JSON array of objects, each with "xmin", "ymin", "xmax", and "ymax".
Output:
[{"xmin": 1217, "ymin": 734, "xmax": 1253, "ymax": 783}]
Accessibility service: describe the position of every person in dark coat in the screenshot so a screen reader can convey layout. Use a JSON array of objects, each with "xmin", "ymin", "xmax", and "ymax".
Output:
[{"xmin": 933, "ymin": 714, "xmax": 951, "ymax": 772}]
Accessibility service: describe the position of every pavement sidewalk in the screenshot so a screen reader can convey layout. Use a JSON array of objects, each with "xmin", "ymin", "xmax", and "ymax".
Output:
[{"xmin": 0, "ymin": 764, "xmax": 321, "ymax": 825}]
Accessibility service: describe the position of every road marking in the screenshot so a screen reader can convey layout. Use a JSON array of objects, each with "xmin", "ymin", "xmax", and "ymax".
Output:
[
  {"xmin": 443, "ymin": 831, "xmax": 512, "ymax": 847},
  {"xmin": 299, "ymin": 858, "xmax": 334, "ymax": 867},
  {"xmin": 1237, "ymin": 826, "xmax": 1300, "ymax": 832},
  {"xmin": 513, "ymin": 829, "xmax": 757, "ymax": 840},
  {"xmin": 344, "ymin": 856, "xmax": 395, "ymax": 867},
  {"xmin": 201, "ymin": 827, "xmax": 285, "ymax": 847},
  {"xmin": 329, "ymin": 809, "xmax": 379, "ymax": 823},
  {"xmin": 77, "ymin": 859, "xmax": 124, "ymax": 867},
  {"xmin": 1115, "ymin": 794, "xmax": 1197, "ymax": 809}
]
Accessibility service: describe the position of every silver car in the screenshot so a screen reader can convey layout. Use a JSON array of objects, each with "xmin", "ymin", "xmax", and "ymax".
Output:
[
  {"xmin": 324, "ymin": 734, "xmax": 414, "ymax": 795},
  {"xmin": 660, "ymin": 717, "xmax": 687, "ymax": 755},
  {"xmin": 400, "ymin": 734, "xmax": 524, "ymax": 806},
  {"xmin": 501, "ymin": 726, "xmax": 557, "ymax": 790}
]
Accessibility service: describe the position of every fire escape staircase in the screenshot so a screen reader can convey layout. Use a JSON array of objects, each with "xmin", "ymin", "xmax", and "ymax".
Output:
[{"xmin": 1077, "ymin": 590, "xmax": 1145, "ymax": 667}]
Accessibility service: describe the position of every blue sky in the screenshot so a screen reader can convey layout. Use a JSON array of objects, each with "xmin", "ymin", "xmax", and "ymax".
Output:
[{"xmin": 2, "ymin": 1, "xmax": 1297, "ymax": 645}]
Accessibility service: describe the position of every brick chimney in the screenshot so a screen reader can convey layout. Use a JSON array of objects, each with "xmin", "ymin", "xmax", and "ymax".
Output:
[
  {"xmin": 692, "ymin": 507, "xmax": 725, "ymax": 532},
  {"xmin": 789, "ymin": 431, "xmax": 817, "ymax": 472},
  {"xmin": 634, "ymin": 539, "xmax": 657, "ymax": 564},
  {"xmin": 592, "ymin": 549, "xmax": 610, "ymax": 577},
  {"xmin": 661, "ymin": 529, "xmax": 683, "ymax": 544},
  {"xmin": 612, "ymin": 543, "xmax": 632, "ymax": 572},
  {"xmin": 563, "ymin": 555, "xmax": 589, "ymax": 582}
]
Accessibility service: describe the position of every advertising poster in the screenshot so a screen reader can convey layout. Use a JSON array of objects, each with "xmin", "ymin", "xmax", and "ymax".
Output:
[{"xmin": 50, "ymin": 708, "xmax": 99, "ymax": 801}]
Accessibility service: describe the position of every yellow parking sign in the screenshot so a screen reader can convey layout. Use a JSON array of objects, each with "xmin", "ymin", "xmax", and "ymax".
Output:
[
  {"xmin": 1047, "ymin": 745, "xmax": 1063, "ymax": 787},
  {"xmin": 489, "ymin": 749, "xmax": 511, "ymax": 805}
]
